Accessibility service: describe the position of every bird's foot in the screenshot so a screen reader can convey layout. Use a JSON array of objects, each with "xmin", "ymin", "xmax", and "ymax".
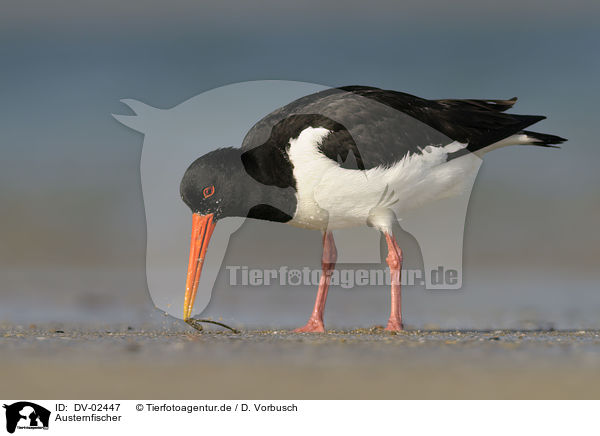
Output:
[
  {"xmin": 384, "ymin": 318, "xmax": 404, "ymax": 332},
  {"xmin": 293, "ymin": 317, "xmax": 325, "ymax": 333}
]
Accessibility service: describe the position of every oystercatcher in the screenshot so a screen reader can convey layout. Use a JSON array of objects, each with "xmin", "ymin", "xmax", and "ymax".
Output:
[{"xmin": 180, "ymin": 86, "xmax": 566, "ymax": 332}]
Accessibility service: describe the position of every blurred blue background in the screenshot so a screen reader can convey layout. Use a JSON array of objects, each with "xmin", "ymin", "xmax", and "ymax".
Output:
[{"xmin": 1, "ymin": 0, "xmax": 598, "ymax": 328}]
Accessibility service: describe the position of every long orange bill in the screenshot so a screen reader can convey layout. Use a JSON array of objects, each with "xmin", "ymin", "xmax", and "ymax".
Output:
[{"xmin": 183, "ymin": 213, "xmax": 216, "ymax": 321}]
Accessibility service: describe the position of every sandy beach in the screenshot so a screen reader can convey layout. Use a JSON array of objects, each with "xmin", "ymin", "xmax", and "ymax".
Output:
[{"xmin": 2, "ymin": 323, "xmax": 600, "ymax": 399}]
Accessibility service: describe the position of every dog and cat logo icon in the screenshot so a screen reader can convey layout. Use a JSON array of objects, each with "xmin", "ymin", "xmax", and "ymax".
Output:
[{"xmin": 3, "ymin": 402, "xmax": 50, "ymax": 433}]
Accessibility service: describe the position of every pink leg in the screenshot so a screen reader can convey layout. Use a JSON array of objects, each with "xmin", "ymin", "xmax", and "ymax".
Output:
[
  {"xmin": 384, "ymin": 232, "xmax": 403, "ymax": 331},
  {"xmin": 294, "ymin": 232, "xmax": 337, "ymax": 333}
]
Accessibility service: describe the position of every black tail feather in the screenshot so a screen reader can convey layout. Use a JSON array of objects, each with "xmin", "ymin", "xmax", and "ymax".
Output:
[
  {"xmin": 522, "ymin": 130, "xmax": 567, "ymax": 148},
  {"xmin": 436, "ymin": 97, "xmax": 518, "ymax": 113},
  {"xmin": 338, "ymin": 86, "xmax": 566, "ymax": 151}
]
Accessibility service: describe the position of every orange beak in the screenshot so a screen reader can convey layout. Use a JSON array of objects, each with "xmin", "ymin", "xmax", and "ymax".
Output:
[{"xmin": 183, "ymin": 213, "xmax": 216, "ymax": 321}]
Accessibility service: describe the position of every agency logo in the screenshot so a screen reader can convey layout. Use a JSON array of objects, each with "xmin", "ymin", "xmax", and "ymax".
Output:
[{"xmin": 3, "ymin": 402, "xmax": 50, "ymax": 434}]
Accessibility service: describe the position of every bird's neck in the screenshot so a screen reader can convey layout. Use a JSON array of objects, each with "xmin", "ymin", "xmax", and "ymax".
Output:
[{"xmin": 224, "ymin": 152, "xmax": 296, "ymax": 223}]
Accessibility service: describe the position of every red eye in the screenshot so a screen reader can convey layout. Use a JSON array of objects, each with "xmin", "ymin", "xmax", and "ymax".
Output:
[{"xmin": 203, "ymin": 185, "xmax": 215, "ymax": 198}]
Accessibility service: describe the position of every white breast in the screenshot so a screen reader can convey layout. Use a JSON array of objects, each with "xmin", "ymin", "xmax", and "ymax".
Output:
[{"xmin": 287, "ymin": 127, "xmax": 480, "ymax": 233}]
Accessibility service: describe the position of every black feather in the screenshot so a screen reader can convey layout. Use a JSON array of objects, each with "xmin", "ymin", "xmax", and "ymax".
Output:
[
  {"xmin": 522, "ymin": 130, "xmax": 567, "ymax": 148},
  {"xmin": 339, "ymin": 86, "xmax": 547, "ymax": 152}
]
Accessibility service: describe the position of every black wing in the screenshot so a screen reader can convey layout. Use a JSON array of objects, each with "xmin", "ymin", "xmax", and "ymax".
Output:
[
  {"xmin": 241, "ymin": 85, "xmax": 547, "ymax": 188},
  {"xmin": 339, "ymin": 86, "xmax": 545, "ymax": 151}
]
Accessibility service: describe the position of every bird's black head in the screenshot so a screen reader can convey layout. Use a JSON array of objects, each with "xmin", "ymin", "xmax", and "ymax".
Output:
[
  {"xmin": 180, "ymin": 147, "xmax": 244, "ymax": 221},
  {"xmin": 181, "ymin": 147, "xmax": 248, "ymax": 321},
  {"xmin": 179, "ymin": 145, "xmax": 295, "ymax": 321}
]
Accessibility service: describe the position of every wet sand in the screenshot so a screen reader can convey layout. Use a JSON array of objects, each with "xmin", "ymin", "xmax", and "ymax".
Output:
[{"xmin": 2, "ymin": 324, "xmax": 600, "ymax": 399}]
